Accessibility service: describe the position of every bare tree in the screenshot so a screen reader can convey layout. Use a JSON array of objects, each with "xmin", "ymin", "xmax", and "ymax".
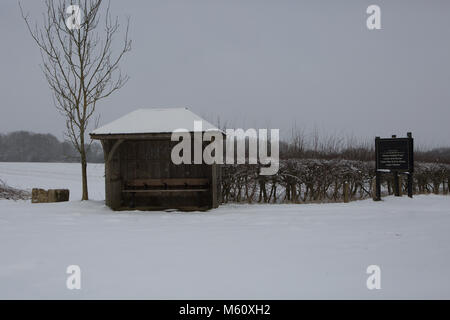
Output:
[{"xmin": 20, "ymin": 0, "xmax": 131, "ymax": 200}]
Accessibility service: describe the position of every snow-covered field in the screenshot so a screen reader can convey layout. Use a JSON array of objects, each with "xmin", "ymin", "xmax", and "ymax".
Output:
[
  {"xmin": 0, "ymin": 162, "xmax": 449, "ymax": 299},
  {"xmin": 0, "ymin": 162, "xmax": 105, "ymax": 201}
]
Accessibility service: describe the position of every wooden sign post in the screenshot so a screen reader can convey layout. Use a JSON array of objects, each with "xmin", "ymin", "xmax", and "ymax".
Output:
[{"xmin": 374, "ymin": 132, "xmax": 414, "ymax": 201}]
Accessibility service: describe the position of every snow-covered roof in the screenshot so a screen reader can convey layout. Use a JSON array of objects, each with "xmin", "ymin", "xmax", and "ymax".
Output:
[{"xmin": 91, "ymin": 107, "xmax": 220, "ymax": 135}]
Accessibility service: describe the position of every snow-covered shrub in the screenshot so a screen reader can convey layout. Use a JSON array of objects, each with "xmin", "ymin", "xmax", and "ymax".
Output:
[
  {"xmin": 0, "ymin": 179, "xmax": 31, "ymax": 201},
  {"xmin": 221, "ymin": 160, "xmax": 450, "ymax": 204}
]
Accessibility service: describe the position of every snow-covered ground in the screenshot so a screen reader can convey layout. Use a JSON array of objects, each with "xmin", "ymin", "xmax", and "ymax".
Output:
[
  {"xmin": 0, "ymin": 162, "xmax": 105, "ymax": 201},
  {"xmin": 0, "ymin": 162, "xmax": 449, "ymax": 299}
]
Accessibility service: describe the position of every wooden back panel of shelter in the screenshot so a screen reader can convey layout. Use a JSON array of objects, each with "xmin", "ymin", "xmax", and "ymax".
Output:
[{"xmin": 116, "ymin": 139, "xmax": 211, "ymax": 182}]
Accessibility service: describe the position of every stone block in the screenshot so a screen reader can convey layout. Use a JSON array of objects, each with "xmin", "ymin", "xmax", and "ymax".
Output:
[{"xmin": 32, "ymin": 188, "xmax": 69, "ymax": 203}]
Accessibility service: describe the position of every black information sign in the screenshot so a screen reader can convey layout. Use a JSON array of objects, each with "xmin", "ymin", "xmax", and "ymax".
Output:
[
  {"xmin": 376, "ymin": 138, "xmax": 412, "ymax": 171},
  {"xmin": 374, "ymin": 133, "xmax": 414, "ymax": 200}
]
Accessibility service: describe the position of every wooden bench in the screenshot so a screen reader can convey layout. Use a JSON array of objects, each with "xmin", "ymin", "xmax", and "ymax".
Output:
[{"xmin": 122, "ymin": 178, "xmax": 210, "ymax": 207}]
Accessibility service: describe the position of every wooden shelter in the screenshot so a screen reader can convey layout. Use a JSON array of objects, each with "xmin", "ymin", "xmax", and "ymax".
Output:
[{"xmin": 90, "ymin": 108, "xmax": 222, "ymax": 211}]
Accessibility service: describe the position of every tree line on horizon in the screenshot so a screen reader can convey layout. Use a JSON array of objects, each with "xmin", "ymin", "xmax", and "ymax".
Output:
[
  {"xmin": 0, "ymin": 131, "xmax": 103, "ymax": 163},
  {"xmin": 1, "ymin": 130, "xmax": 450, "ymax": 165},
  {"xmin": 278, "ymin": 128, "xmax": 450, "ymax": 164}
]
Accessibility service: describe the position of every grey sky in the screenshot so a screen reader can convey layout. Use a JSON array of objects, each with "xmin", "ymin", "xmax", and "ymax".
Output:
[{"xmin": 1, "ymin": 0, "xmax": 450, "ymax": 148}]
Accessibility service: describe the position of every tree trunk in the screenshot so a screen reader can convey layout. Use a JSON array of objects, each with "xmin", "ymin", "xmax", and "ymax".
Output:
[
  {"xmin": 81, "ymin": 158, "xmax": 88, "ymax": 200},
  {"xmin": 80, "ymin": 132, "xmax": 89, "ymax": 201}
]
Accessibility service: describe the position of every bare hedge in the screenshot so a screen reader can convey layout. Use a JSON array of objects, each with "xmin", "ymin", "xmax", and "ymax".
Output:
[
  {"xmin": 0, "ymin": 179, "xmax": 31, "ymax": 201},
  {"xmin": 221, "ymin": 160, "xmax": 450, "ymax": 203}
]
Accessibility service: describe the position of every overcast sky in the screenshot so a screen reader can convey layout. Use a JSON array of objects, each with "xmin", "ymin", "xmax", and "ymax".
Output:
[{"xmin": 1, "ymin": 0, "xmax": 450, "ymax": 148}]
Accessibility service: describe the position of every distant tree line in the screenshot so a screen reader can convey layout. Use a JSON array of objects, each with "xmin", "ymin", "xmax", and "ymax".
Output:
[
  {"xmin": 0, "ymin": 131, "xmax": 103, "ymax": 163},
  {"xmin": 278, "ymin": 128, "xmax": 450, "ymax": 164},
  {"xmin": 1, "ymin": 130, "xmax": 450, "ymax": 165}
]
